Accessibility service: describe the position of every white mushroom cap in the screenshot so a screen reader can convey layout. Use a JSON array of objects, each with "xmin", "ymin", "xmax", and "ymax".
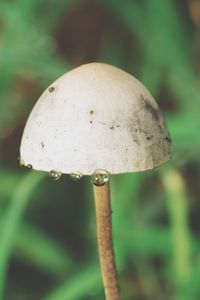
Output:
[{"xmin": 20, "ymin": 63, "xmax": 171, "ymax": 175}]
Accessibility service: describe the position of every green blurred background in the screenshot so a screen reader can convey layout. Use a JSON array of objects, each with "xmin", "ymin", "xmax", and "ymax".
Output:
[{"xmin": 0, "ymin": 0, "xmax": 200, "ymax": 299}]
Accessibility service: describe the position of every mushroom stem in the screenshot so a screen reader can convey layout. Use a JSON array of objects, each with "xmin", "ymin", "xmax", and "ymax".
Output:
[{"xmin": 93, "ymin": 182, "xmax": 121, "ymax": 300}]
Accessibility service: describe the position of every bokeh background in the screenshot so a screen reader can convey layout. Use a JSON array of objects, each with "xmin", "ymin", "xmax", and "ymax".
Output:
[{"xmin": 0, "ymin": 0, "xmax": 200, "ymax": 299}]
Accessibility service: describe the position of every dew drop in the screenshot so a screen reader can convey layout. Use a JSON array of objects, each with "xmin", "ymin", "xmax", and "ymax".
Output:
[
  {"xmin": 18, "ymin": 157, "xmax": 24, "ymax": 167},
  {"xmin": 26, "ymin": 164, "xmax": 33, "ymax": 169},
  {"xmin": 70, "ymin": 173, "xmax": 83, "ymax": 181},
  {"xmin": 49, "ymin": 170, "xmax": 62, "ymax": 180},
  {"xmin": 91, "ymin": 169, "xmax": 109, "ymax": 186}
]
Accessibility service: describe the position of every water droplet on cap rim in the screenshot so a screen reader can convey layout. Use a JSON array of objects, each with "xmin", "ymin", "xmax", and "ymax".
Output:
[
  {"xmin": 49, "ymin": 170, "xmax": 62, "ymax": 180},
  {"xmin": 70, "ymin": 173, "xmax": 83, "ymax": 181},
  {"xmin": 91, "ymin": 169, "xmax": 109, "ymax": 186},
  {"xmin": 17, "ymin": 158, "xmax": 32, "ymax": 169},
  {"xmin": 26, "ymin": 164, "xmax": 33, "ymax": 169},
  {"xmin": 18, "ymin": 157, "xmax": 24, "ymax": 167}
]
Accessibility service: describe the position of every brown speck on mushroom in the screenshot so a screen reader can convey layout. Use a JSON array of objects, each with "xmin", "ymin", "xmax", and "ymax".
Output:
[
  {"xmin": 165, "ymin": 136, "xmax": 171, "ymax": 143},
  {"xmin": 133, "ymin": 137, "xmax": 139, "ymax": 144},
  {"xmin": 140, "ymin": 95, "xmax": 160, "ymax": 121},
  {"xmin": 48, "ymin": 86, "xmax": 55, "ymax": 92},
  {"xmin": 144, "ymin": 100, "xmax": 160, "ymax": 121},
  {"xmin": 146, "ymin": 135, "xmax": 153, "ymax": 141}
]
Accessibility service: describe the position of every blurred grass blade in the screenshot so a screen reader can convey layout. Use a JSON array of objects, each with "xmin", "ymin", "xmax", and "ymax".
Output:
[
  {"xmin": 0, "ymin": 169, "xmax": 20, "ymax": 201},
  {"xmin": 15, "ymin": 223, "xmax": 73, "ymax": 277},
  {"xmin": 43, "ymin": 265, "xmax": 101, "ymax": 300},
  {"xmin": 111, "ymin": 173, "xmax": 145, "ymax": 266},
  {"xmin": 183, "ymin": 256, "xmax": 200, "ymax": 300},
  {"xmin": 0, "ymin": 171, "xmax": 45, "ymax": 300},
  {"xmin": 162, "ymin": 168, "xmax": 192, "ymax": 298}
]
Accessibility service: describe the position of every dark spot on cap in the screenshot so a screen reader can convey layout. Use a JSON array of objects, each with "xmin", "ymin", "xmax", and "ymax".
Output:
[
  {"xmin": 143, "ymin": 98, "xmax": 160, "ymax": 121},
  {"xmin": 147, "ymin": 135, "xmax": 153, "ymax": 141},
  {"xmin": 110, "ymin": 126, "xmax": 114, "ymax": 130},
  {"xmin": 40, "ymin": 142, "xmax": 45, "ymax": 148},
  {"xmin": 90, "ymin": 110, "xmax": 94, "ymax": 115},
  {"xmin": 133, "ymin": 137, "xmax": 140, "ymax": 144},
  {"xmin": 48, "ymin": 86, "xmax": 55, "ymax": 92}
]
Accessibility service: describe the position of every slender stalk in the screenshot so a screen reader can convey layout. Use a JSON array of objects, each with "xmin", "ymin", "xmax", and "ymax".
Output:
[{"xmin": 93, "ymin": 182, "xmax": 121, "ymax": 300}]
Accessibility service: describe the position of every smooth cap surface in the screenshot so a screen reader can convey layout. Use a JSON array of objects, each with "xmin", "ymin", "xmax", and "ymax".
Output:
[{"xmin": 20, "ymin": 63, "xmax": 171, "ymax": 175}]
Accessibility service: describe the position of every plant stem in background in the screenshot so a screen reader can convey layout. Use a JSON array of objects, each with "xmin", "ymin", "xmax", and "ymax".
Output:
[
  {"xmin": 43, "ymin": 265, "xmax": 101, "ymax": 300},
  {"xmin": 93, "ymin": 182, "xmax": 121, "ymax": 300},
  {"xmin": 162, "ymin": 168, "xmax": 192, "ymax": 300}
]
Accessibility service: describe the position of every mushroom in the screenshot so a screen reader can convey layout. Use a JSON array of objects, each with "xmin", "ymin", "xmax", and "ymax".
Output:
[{"xmin": 20, "ymin": 63, "xmax": 171, "ymax": 300}]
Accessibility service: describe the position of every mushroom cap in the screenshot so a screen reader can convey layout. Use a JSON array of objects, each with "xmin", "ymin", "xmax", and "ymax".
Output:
[{"xmin": 20, "ymin": 63, "xmax": 171, "ymax": 175}]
